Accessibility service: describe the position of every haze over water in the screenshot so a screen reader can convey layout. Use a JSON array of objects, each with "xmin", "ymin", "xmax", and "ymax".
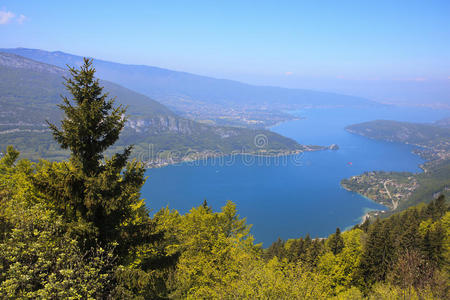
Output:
[{"xmin": 142, "ymin": 106, "xmax": 449, "ymax": 246}]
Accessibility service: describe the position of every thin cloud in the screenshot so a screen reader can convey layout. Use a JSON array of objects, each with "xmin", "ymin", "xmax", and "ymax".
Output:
[
  {"xmin": 0, "ymin": 9, "xmax": 27, "ymax": 25},
  {"xmin": 285, "ymin": 72, "xmax": 293, "ymax": 76},
  {"xmin": 0, "ymin": 10, "xmax": 15, "ymax": 24},
  {"xmin": 393, "ymin": 77, "xmax": 427, "ymax": 82},
  {"xmin": 17, "ymin": 14, "xmax": 27, "ymax": 24}
]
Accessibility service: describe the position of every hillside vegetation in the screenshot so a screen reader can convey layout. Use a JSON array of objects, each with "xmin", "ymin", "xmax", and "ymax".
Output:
[
  {"xmin": 346, "ymin": 120, "xmax": 450, "ymax": 156},
  {"xmin": 343, "ymin": 120, "xmax": 450, "ymax": 216},
  {"xmin": 0, "ymin": 52, "xmax": 312, "ymax": 163}
]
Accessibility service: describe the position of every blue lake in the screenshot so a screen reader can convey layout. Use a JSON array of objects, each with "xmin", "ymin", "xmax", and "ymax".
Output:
[{"xmin": 142, "ymin": 106, "xmax": 449, "ymax": 246}]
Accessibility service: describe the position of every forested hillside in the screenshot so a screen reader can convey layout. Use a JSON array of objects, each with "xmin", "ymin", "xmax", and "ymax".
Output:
[
  {"xmin": 0, "ymin": 52, "xmax": 311, "ymax": 163},
  {"xmin": 346, "ymin": 120, "xmax": 450, "ymax": 154}
]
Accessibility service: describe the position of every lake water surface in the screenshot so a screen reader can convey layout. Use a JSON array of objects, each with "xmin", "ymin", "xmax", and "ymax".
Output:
[{"xmin": 142, "ymin": 106, "xmax": 449, "ymax": 245}]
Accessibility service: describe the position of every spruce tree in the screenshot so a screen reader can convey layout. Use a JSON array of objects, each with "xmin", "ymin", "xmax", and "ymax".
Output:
[
  {"xmin": 31, "ymin": 58, "xmax": 178, "ymax": 296},
  {"xmin": 329, "ymin": 227, "xmax": 345, "ymax": 255},
  {"xmin": 35, "ymin": 58, "xmax": 172, "ymax": 264},
  {"xmin": 431, "ymin": 195, "xmax": 447, "ymax": 220},
  {"xmin": 360, "ymin": 218, "xmax": 370, "ymax": 233},
  {"xmin": 202, "ymin": 199, "xmax": 212, "ymax": 212},
  {"xmin": 48, "ymin": 58, "xmax": 128, "ymax": 176},
  {"xmin": 306, "ymin": 239, "xmax": 324, "ymax": 267},
  {"xmin": 265, "ymin": 238, "xmax": 285, "ymax": 259},
  {"xmin": 357, "ymin": 219, "xmax": 384, "ymax": 286}
]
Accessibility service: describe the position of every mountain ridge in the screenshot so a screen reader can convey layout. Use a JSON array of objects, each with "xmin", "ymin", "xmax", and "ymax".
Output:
[
  {"xmin": 0, "ymin": 52, "xmax": 316, "ymax": 162},
  {"xmin": 0, "ymin": 47, "xmax": 379, "ymax": 127}
]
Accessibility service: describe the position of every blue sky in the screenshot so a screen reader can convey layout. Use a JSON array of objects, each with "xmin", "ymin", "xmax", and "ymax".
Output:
[{"xmin": 1, "ymin": 1, "xmax": 449, "ymax": 105}]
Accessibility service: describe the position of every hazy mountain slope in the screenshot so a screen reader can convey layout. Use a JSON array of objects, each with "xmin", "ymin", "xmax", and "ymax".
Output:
[
  {"xmin": 346, "ymin": 119, "xmax": 450, "ymax": 166},
  {"xmin": 0, "ymin": 52, "xmax": 175, "ymax": 124},
  {"xmin": 0, "ymin": 52, "xmax": 311, "ymax": 162},
  {"xmin": 434, "ymin": 117, "xmax": 450, "ymax": 128},
  {"xmin": 0, "ymin": 48, "xmax": 378, "ymax": 127},
  {"xmin": 346, "ymin": 120, "xmax": 450, "ymax": 146},
  {"xmin": 0, "ymin": 48, "xmax": 374, "ymax": 106}
]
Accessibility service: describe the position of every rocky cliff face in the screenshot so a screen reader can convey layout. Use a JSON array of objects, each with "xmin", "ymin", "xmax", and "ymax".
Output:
[
  {"xmin": 125, "ymin": 115, "xmax": 241, "ymax": 138},
  {"xmin": 126, "ymin": 116, "xmax": 194, "ymax": 134}
]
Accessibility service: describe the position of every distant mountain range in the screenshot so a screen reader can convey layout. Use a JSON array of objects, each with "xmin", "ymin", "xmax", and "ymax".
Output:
[
  {"xmin": 0, "ymin": 52, "xmax": 316, "ymax": 163},
  {"xmin": 0, "ymin": 48, "xmax": 379, "ymax": 127}
]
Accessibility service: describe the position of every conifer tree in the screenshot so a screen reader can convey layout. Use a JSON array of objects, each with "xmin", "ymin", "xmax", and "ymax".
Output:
[
  {"xmin": 329, "ymin": 227, "xmax": 345, "ymax": 255},
  {"xmin": 357, "ymin": 219, "xmax": 384, "ymax": 286},
  {"xmin": 35, "ymin": 59, "xmax": 172, "ymax": 266},
  {"xmin": 429, "ymin": 195, "xmax": 447, "ymax": 221},
  {"xmin": 202, "ymin": 199, "xmax": 212, "ymax": 212},
  {"xmin": 360, "ymin": 218, "xmax": 370, "ymax": 233},
  {"xmin": 29, "ymin": 58, "xmax": 178, "ymax": 297},
  {"xmin": 48, "ymin": 58, "xmax": 128, "ymax": 176},
  {"xmin": 265, "ymin": 238, "xmax": 285, "ymax": 259}
]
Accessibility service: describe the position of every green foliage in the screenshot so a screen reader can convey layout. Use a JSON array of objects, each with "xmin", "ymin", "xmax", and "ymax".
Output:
[
  {"xmin": 0, "ymin": 146, "xmax": 19, "ymax": 168},
  {"xmin": 0, "ymin": 58, "xmax": 448, "ymax": 297},
  {"xmin": 33, "ymin": 59, "xmax": 160, "ymax": 260},
  {"xmin": 154, "ymin": 201, "xmax": 258, "ymax": 298},
  {"xmin": 265, "ymin": 198, "xmax": 449, "ymax": 298},
  {"xmin": 154, "ymin": 200, "xmax": 335, "ymax": 298},
  {"xmin": 355, "ymin": 199, "xmax": 449, "ymax": 297},
  {"xmin": 328, "ymin": 227, "xmax": 345, "ymax": 255},
  {"xmin": 0, "ymin": 60, "xmax": 177, "ymax": 298},
  {"xmin": 0, "ymin": 203, "xmax": 116, "ymax": 298},
  {"xmin": 318, "ymin": 229, "xmax": 364, "ymax": 295},
  {"xmin": 219, "ymin": 257, "xmax": 333, "ymax": 299},
  {"xmin": 0, "ymin": 147, "xmax": 116, "ymax": 299},
  {"xmin": 48, "ymin": 58, "xmax": 127, "ymax": 175},
  {"xmin": 1, "ymin": 143, "xmax": 449, "ymax": 298},
  {"xmin": 265, "ymin": 233, "xmax": 326, "ymax": 269}
]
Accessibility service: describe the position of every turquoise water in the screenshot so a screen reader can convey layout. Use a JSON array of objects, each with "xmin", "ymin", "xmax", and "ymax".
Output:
[{"xmin": 142, "ymin": 106, "xmax": 449, "ymax": 246}]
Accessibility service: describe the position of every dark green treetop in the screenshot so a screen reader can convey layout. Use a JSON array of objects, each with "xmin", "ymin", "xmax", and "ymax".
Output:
[
  {"xmin": 48, "ymin": 58, "xmax": 129, "ymax": 176},
  {"xmin": 329, "ymin": 227, "xmax": 345, "ymax": 255}
]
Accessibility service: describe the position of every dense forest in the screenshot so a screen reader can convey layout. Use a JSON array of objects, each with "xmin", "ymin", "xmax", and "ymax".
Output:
[{"xmin": 0, "ymin": 59, "xmax": 448, "ymax": 299}]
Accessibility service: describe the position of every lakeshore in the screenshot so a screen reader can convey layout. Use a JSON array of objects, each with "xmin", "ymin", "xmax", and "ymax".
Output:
[
  {"xmin": 143, "ymin": 145, "xmax": 329, "ymax": 169},
  {"xmin": 140, "ymin": 107, "xmax": 445, "ymax": 245}
]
